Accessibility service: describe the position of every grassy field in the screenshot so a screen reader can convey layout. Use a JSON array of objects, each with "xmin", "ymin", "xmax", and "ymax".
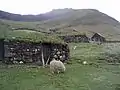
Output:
[
  {"xmin": 1, "ymin": 17, "xmax": 120, "ymax": 41},
  {"xmin": 0, "ymin": 43, "xmax": 120, "ymax": 90}
]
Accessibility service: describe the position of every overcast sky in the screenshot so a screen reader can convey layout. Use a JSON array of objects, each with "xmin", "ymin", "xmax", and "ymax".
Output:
[{"xmin": 0, "ymin": 0, "xmax": 120, "ymax": 21}]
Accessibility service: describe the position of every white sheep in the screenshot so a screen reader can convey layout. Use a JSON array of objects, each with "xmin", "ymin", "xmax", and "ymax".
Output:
[{"xmin": 50, "ymin": 59, "xmax": 66, "ymax": 74}]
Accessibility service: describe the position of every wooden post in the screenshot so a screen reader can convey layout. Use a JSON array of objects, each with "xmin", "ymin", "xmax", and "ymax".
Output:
[
  {"xmin": 45, "ymin": 55, "xmax": 50, "ymax": 66},
  {"xmin": 41, "ymin": 47, "xmax": 45, "ymax": 68}
]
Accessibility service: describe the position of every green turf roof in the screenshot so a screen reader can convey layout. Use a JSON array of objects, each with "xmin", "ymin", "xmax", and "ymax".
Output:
[{"xmin": 4, "ymin": 30, "xmax": 65, "ymax": 44}]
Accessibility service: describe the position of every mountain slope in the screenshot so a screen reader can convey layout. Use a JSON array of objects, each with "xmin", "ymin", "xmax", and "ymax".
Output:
[
  {"xmin": 0, "ymin": 8, "xmax": 74, "ymax": 21},
  {"xmin": 0, "ymin": 10, "xmax": 47, "ymax": 21},
  {"xmin": 0, "ymin": 9, "xmax": 120, "ymax": 41},
  {"xmin": 36, "ymin": 9, "xmax": 120, "ymax": 40},
  {"xmin": 38, "ymin": 9, "xmax": 120, "ymax": 27}
]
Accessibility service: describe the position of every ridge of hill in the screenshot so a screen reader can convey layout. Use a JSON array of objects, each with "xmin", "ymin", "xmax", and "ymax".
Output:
[{"xmin": 0, "ymin": 9, "xmax": 120, "ymax": 41}]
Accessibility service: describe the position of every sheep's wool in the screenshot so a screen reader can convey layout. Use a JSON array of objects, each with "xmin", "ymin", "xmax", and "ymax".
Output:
[{"xmin": 50, "ymin": 59, "xmax": 66, "ymax": 74}]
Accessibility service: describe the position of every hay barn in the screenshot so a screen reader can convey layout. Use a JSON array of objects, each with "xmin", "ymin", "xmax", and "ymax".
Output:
[
  {"xmin": 0, "ymin": 30, "xmax": 70, "ymax": 65},
  {"xmin": 90, "ymin": 33, "xmax": 106, "ymax": 43}
]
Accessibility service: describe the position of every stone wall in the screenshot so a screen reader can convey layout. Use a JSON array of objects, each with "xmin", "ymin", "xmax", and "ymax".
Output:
[
  {"xmin": 3, "ymin": 40, "xmax": 70, "ymax": 65},
  {"xmin": 59, "ymin": 35, "xmax": 89, "ymax": 43}
]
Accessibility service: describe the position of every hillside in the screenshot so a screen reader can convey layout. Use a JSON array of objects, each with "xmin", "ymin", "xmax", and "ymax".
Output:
[
  {"xmin": 36, "ymin": 9, "xmax": 120, "ymax": 40},
  {"xmin": 0, "ymin": 20, "xmax": 12, "ymax": 38},
  {"xmin": 0, "ymin": 8, "xmax": 74, "ymax": 21},
  {"xmin": 0, "ymin": 9, "xmax": 120, "ymax": 41},
  {"xmin": 0, "ymin": 10, "xmax": 47, "ymax": 21}
]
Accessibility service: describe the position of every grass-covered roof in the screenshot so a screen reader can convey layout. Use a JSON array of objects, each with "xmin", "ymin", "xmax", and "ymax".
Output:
[
  {"xmin": 57, "ymin": 31, "xmax": 90, "ymax": 37},
  {"xmin": 4, "ymin": 30, "xmax": 65, "ymax": 44}
]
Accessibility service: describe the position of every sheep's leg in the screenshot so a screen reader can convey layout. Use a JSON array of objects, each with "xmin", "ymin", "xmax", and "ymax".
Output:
[
  {"xmin": 50, "ymin": 69, "xmax": 54, "ymax": 74},
  {"xmin": 45, "ymin": 56, "xmax": 50, "ymax": 66}
]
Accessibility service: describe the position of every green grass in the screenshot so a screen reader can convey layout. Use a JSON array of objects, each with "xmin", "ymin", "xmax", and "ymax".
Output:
[
  {"xmin": 69, "ymin": 43, "xmax": 104, "ymax": 64},
  {"xmin": 5, "ymin": 30, "xmax": 64, "ymax": 43},
  {"xmin": 1, "ymin": 15, "xmax": 120, "ymax": 41},
  {"xmin": 0, "ymin": 20, "xmax": 11, "ymax": 38},
  {"xmin": 0, "ymin": 43, "xmax": 120, "ymax": 90},
  {"xmin": 0, "ymin": 19, "xmax": 65, "ymax": 43},
  {"xmin": 1, "ymin": 64, "xmax": 120, "ymax": 90}
]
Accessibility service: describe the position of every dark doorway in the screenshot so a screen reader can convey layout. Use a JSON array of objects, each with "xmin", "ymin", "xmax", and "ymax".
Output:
[
  {"xmin": 42, "ymin": 43, "xmax": 52, "ymax": 64},
  {"xmin": 0, "ymin": 39, "xmax": 4, "ymax": 61}
]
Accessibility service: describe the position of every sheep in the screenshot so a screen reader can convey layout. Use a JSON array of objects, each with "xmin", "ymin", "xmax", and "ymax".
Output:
[{"xmin": 50, "ymin": 59, "xmax": 66, "ymax": 74}]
